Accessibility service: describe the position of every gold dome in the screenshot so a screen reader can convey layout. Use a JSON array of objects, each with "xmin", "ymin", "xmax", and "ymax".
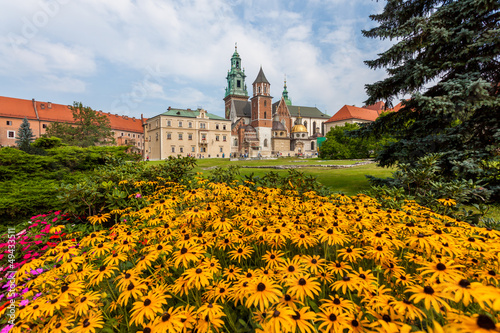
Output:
[{"xmin": 291, "ymin": 124, "xmax": 307, "ymax": 133}]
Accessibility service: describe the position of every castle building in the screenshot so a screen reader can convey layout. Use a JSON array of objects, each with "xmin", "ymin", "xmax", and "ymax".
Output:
[
  {"xmin": 0, "ymin": 96, "xmax": 145, "ymax": 152},
  {"xmin": 145, "ymin": 107, "xmax": 231, "ymax": 160},
  {"xmin": 224, "ymin": 46, "xmax": 329, "ymax": 157}
]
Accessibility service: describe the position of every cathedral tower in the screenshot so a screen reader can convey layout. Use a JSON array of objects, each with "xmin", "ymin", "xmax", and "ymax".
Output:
[
  {"xmin": 251, "ymin": 67, "xmax": 273, "ymax": 155},
  {"xmin": 223, "ymin": 44, "xmax": 248, "ymax": 119}
]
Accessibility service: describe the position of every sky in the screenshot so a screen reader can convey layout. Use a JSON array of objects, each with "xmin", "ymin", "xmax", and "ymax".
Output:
[{"xmin": 0, "ymin": 0, "xmax": 393, "ymax": 119}]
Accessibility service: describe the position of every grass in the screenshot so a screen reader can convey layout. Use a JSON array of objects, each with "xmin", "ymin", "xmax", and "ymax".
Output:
[{"xmin": 191, "ymin": 158, "xmax": 394, "ymax": 196}]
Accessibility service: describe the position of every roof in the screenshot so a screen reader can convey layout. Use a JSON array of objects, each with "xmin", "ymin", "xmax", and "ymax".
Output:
[
  {"xmin": 244, "ymin": 125, "xmax": 256, "ymax": 132},
  {"xmin": 233, "ymin": 100, "xmax": 251, "ymax": 118},
  {"xmin": 362, "ymin": 101, "xmax": 385, "ymax": 111},
  {"xmin": 291, "ymin": 124, "xmax": 307, "ymax": 133},
  {"xmin": 325, "ymin": 105, "xmax": 380, "ymax": 123},
  {"xmin": 287, "ymin": 105, "xmax": 329, "ymax": 119},
  {"xmin": 272, "ymin": 121, "xmax": 287, "ymax": 131},
  {"xmin": 0, "ymin": 96, "xmax": 144, "ymax": 133},
  {"xmin": 252, "ymin": 67, "xmax": 270, "ymax": 85},
  {"xmin": 162, "ymin": 108, "xmax": 228, "ymax": 121}
]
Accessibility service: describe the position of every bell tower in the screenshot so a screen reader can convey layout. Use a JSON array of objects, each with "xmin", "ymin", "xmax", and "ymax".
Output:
[
  {"xmin": 223, "ymin": 43, "xmax": 249, "ymax": 119},
  {"xmin": 250, "ymin": 66, "xmax": 273, "ymax": 156}
]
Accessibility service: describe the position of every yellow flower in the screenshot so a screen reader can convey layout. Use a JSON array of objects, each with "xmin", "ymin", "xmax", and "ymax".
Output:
[{"xmin": 87, "ymin": 213, "xmax": 111, "ymax": 225}]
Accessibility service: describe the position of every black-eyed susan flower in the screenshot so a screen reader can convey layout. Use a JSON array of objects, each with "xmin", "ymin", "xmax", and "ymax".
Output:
[
  {"xmin": 71, "ymin": 310, "xmax": 104, "ymax": 333},
  {"xmin": 289, "ymin": 306, "xmax": 317, "ymax": 333},
  {"xmin": 262, "ymin": 305, "xmax": 295, "ymax": 333},
  {"xmin": 407, "ymin": 284, "xmax": 451, "ymax": 313},
  {"xmin": 74, "ymin": 291, "xmax": 101, "ymax": 317},
  {"xmin": 245, "ymin": 276, "xmax": 283, "ymax": 310},
  {"xmin": 151, "ymin": 307, "xmax": 184, "ymax": 333},
  {"xmin": 130, "ymin": 292, "xmax": 169, "ymax": 326},
  {"xmin": 286, "ymin": 274, "xmax": 321, "ymax": 301},
  {"xmin": 87, "ymin": 213, "xmax": 111, "ymax": 225},
  {"xmin": 317, "ymin": 309, "xmax": 349, "ymax": 332}
]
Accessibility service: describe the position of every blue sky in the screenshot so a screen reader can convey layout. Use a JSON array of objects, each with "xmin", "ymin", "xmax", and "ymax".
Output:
[{"xmin": 0, "ymin": 0, "xmax": 392, "ymax": 119}]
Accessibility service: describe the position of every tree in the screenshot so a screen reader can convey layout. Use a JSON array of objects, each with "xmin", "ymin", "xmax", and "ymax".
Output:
[
  {"xmin": 319, "ymin": 123, "xmax": 375, "ymax": 159},
  {"xmin": 15, "ymin": 117, "xmax": 35, "ymax": 152},
  {"xmin": 45, "ymin": 102, "xmax": 115, "ymax": 147},
  {"xmin": 356, "ymin": 0, "xmax": 500, "ymax": 199}
]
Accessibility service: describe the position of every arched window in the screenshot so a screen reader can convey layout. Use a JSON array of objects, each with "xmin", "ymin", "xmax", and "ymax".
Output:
[
  {"xmin": 304, "ymin": 121, "xmax": 307, "ymax": 128},
  {"xmin": 264, "ymin": 112, "xmax": 267, "ymax": 119},
  {"xmin": 258, "ymin": 87, "xmax": 261, "ymax": 93},
  {"xmin": 264, "ymin": 139, "xmax": 268, "ymax": 147},
  {"xmin": 264, "ymin": 86, "xmax": 267, "ymax": 93},
  {"xmin": 264, "ymin": 100, "xmax": 267, "ymax": 107},
  {"xmin": 313, "ymin": 121, "xmax": 317, "ymax": 134},
  {"xmin": 311, "ymin": 142, "xmax": 315, "ymax": 150}
]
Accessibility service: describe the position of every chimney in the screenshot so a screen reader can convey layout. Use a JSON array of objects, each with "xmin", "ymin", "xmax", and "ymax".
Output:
[{"xmin": 48, "ymin": 102, "xmax": 52, "ymax": 109}]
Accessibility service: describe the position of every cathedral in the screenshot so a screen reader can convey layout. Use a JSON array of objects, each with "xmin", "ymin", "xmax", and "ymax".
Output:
[{"xmin": 224, "ymin": 46, "xmax": 329, "ymax": 157}]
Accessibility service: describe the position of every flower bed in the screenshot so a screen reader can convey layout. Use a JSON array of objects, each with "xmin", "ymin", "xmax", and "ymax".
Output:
[{"xmin": 2, "ymin": 181, "xmax": 500, "ymax": 332}]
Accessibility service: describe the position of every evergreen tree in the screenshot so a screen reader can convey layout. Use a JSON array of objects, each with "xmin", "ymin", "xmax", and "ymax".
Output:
[
  {"xmin": 46, "ymin": 102, "xmax": 115, "ymax": 147},
  {"xmin": 357, "ymin": 0, "xmax": 500, "ymax": 199},
  {"xmin": 15, "ymin": 117, "xmax": 35, "ymax": 153}
]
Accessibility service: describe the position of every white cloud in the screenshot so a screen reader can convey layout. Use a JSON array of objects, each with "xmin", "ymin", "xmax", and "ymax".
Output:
[
  {"xmin": 0, "ymin": 0, "xmax": 393, "ymax": 117},
  {"xmin": 43, "ymin": 75, "xmax": 86, "ymax": 93}
]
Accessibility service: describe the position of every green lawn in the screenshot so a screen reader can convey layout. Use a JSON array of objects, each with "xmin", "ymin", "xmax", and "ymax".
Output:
[{"xmin": 191, "ymin": 158, "xmax": 394, "ymax": 196}]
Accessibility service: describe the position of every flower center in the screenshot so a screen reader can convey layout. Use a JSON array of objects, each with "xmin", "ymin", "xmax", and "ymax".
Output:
[
  {"xmin": 196, "ymin": 268, "xmax": 202, "ymax": 274},
  {"xmin": 144, "ymin": 299, "xmax": 151, "ymax": 306},
  {"xmin": 488, "ymin": 270, "xmax": 496, "ymax": 276},
  {"xmin": 477, "ymin": 315, "xmax": 496, "ymax": 329},
  {"xmin": 351, "ymin": 320, "xmax": 359, "ymax": 327},
  {"xmin": 298, "ymin": 278, "xmax": 306, "ymax": 286},
  {"xmin": 329, "ymin": 314, "xmax": 337, "ymax": 321},
  {"xmin": 162, "ymin": 313, "xmax": 171, "ymax": 322},
  {"xmin": 257, "ymin": 283, "xmax": 266, "ymax": 292},
  {"xmin": 333, "ymin": 298, "xmax": 341, "ymax": 305},
  {"xmin": 237, "ymin": 248, "xmax": 243, "ymax": 253},
  {"xmin": 436, "ymin": 263, "xmax": 446, "ymax": 271},
  {"xmin": 127, "ymin": 283, "xmax": 135, "ymax": 291},
  {"xmin": 458, "ymin": 279, "xmax": 471, "ymax": 288},
  {"xmin": 284, "ymin": 294, "xmax": 292, "ymax": 301},
  {"xmin": 273, "ymin": 310, "xmax": 281, "ymax": 317},
  {"xmin": 326, "ymin": 228, "xmax": 333, "ymax": 235},
  {"xmin": 83, "ymin": 319, "xmax": 90, "ymax": 327},
  {"xmin": 424, "ymin": 286, "xmax": 434, "ymax": 295},
  {"xmin": 80, "ymin": 297, "xmax": 87, "ymax": 303},
  {"xmin": 311, "ymin": 259, "xmax": 317, "ymax": 264},
  {"xmin": 382, "ymin": 314, "xmax": 391, "ymax": 322},
  {"xmin": 292, "ymin": 312, "xmax": 301, "ymax": 320},
  {"xmin": 342, "ymin": 276, "xmax": 350, "ymax": 282},
  {"xmin": 288, "ymin": 266, "xmax": 295, "ymax": 272}
]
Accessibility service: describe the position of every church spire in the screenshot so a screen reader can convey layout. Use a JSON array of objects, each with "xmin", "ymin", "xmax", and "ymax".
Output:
[
  {"xmin": 282, "ymin": 75, "xmax": 292, "ymax": 106},
  {"xmin": 225, "ymin": 44, "xmax": 248, "ymax": 98}
]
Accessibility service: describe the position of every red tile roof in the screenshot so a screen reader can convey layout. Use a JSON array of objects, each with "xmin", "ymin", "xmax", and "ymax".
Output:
[
  {"xmin": 325, "ymin": 105, "xmax": 380, "ymax": 123},
  {"xmin": 362, "ymin": 101, "xmax": 385, "ymax": 111},
  {"xmin": 0, "ymin": 96, "xmax": 144, "ymax": 133}
]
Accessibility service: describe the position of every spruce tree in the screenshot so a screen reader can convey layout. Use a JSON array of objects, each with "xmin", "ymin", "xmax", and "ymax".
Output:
[
  {"xmin": 357, "ymin": 0, "xmax": 500, "ymax": 199},
  {"xmin": 15, "ymin": 117, "xmax": 36, "ymax": 153}
]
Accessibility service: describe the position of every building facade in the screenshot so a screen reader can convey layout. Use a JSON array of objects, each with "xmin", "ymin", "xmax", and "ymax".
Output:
[
  {"xmin": 0, "ymin": 96, "xmax": 145, "ymax": 152},
  {"xmin": 224, "ymin": 46, "xmax": 329, "ymax": 157},
  {"xmin": 145, "ymin": 107, "xmax": 231, "ymax": 160}
]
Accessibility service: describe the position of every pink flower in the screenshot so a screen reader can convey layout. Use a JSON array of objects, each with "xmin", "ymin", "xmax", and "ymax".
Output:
[
  {"xmin": 135, "ymin": 193, "xmax": 142, "ymax": 198},
  {"xmin": 34, "ymin": 241, "xmax": 43, "ymax": 245},
  {"xmin": 22, "ymin": 246, "xmax": 30, "ymax": 251},
  {"xmin": 23, "ymin": 254, "xmax": 31, "ymax": 260},
  {"xmin": 52, "ymin": 218, "xmax": 58, "ymax": 222},
  {"xmin": 41, "ymin": 246, "xmax": 48, "ymax": 251},
  {"xmin": 55, "ymin": 211, "xmax": 60, "ymax": 215}
]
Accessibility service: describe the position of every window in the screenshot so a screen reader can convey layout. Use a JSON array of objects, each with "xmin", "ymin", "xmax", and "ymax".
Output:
[
  {"xmin": 148, "ymin": 124, "xmax": 151, "ymax": 130},
  {"xmin": 156, "ymin": 133, "xmax": 159, "ymax": 141},
  {"xmin": 200, "ymin": 147, "xmax": 206, "ymax": 153},
  {"xmin": 128, "ymin": 133, "xmax": 131, "ymax": 137},
  {"xmin": 304, "ymin": 121, "xmax": 307, "ymax": 127},
  {"xmin": 178, "ymin": 133, "xmax": 183, "ymax": 140},
  {"xmin": 264, "ymin": 139, "xmax": 268, "ymax": 147},
  {"xmin": 264, "ymin": 112, "xmax": 266, "ymax": 119},
  {"xmin": 6, "ymin": 121, "xmax": 12, "ymax": 126},
  {"xmin": 171, "ymin": 146, "xmax": 175, "ymax": 153},
  {"xmin": 125, "ymin": 140, "xmax": 128, "ymax": 144},
  {"xmin": 167, "ymin": 120, "xmax": 171, "ymax": 126},
  {"xmin": 121, "ymin": 133, "xmax": 124, "ymax": 136},
  {"xmin": 216, "ymin": 124, "xmax": 219, "ymax": 130},
  {"xmin": 155, "ymin": 120, "xmax": 158, "ymax": 128},
  {"xmin": 178, "ymin": 121, "xmax": 183, "ymax": 127},
  {"xmin": 264, "ymin": 101, "xmax": 267, "ymax": 107},
  {"xmin": 234, "ymin": 138, "xmax": 238, "ymax": 146},
  {"xmin": 42, "ymin": 124, "xmax": 47, "ymax": 129},
  {"xmin": 191, "ymin": 146, "xmax": 195, "ymax": 152},
  {"xmin": 189, "ymin": 122, "xmax": 192, "ymax": 128},
  {"xmin": 237, "ymin": 80, "xmax": 241, "ymax": 88},
  {"xmin": 167, "ymin": 133, "xmax": 172, "ymax": 140},
  {"xmin": 258, "ymin": 87, "xmax": 261, "ymax": 93},
  {"xmin": 180, "ymin": 147, "xmax": 184, "ymax": 153},
  {"xmin": 313, "ymin": 121, "xmax": 317, "ymax": 134},
  {"xmin": 264, "ymin": 86, "xmax": 267, "ymax": 93},
  {"xmin": 40, "ymin": 104, "xmax": 45, "ymax": 109},
  {"xmin": 188, "ymin": 134, "xmax": 193, "ymax": 140},
  {"xmin": 201, "ymin": 134, "xmax": 206, "ymax": 141},
  {"xmin": 223, "ymin": 135, "xmax": 227, "ymax": 142},
  {"xmin": 220, "ymin": 147, "xmax": 223, "ymax": 153},
  {"xmin": 216, "ymin": 135, "xmax": 220, "ymax": 141},
  {"xmin": 223, "ymin": 125, "xmax": 226, "ymax": 130},
  {"xmin": 7, "ymin": 131, "xmax": 15, "ymax": 138},
  {"xmin": 133, "ymin": 134, "xmax": 136, "ymax": 138},
  {"xmin": 200, "ymin": 123, "xmax": 206, "ymax": 129},
  {"xmin": 148, "ymin": 136, "xmax": 151, "ymax": 142},
  {"xmin": 311, "ymin": 142, "xmax": 315, "ymax": 150},
  {"xmin": 302, "ymin": 133, "xmax": 305, "ymax": 138}
]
